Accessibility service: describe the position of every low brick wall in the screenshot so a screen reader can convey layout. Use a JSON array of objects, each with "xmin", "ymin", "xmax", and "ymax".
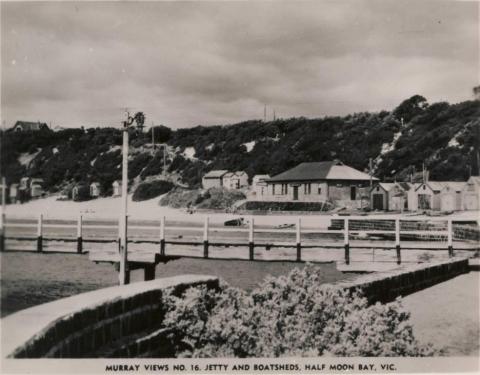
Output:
[
  {"xmin": 335, "ymin": 257, "xmax": 470, "ymax": 304},
  {"xmin": 1, "ymin": 275, "xmax": 219, "ymax": 358}
]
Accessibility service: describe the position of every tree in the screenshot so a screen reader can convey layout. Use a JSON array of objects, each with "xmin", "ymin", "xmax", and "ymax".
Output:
[
  {"xmin": 151, "ymin": 125, "xmax": 172, "ymax": 143},
  {"xmin": 393, "ymin": 95, "xmax": 429, "ymax": 122}
]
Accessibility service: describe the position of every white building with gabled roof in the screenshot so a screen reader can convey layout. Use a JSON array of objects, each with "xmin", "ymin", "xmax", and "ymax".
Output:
[{"xmin": 254, "ymin": 160, "xmax": 377, "ymax": 208}]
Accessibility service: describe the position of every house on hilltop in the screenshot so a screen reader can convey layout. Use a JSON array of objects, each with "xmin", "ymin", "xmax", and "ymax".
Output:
[
  {"xmin": 11, "ymin": 121, "xmax": 49, "ymax": 132},
  {"xmin": 253, "ymin": 160, "xmax": 377, "ymax": 208}
]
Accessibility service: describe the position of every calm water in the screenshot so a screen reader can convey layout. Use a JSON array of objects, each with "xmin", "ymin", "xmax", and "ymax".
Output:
[
  {"xmin": 402, "ymin": 271, "xmax": 480, "ymax": 356},
  {"xmin": 0, "ymin": 252, "xmax": 352, "ymax": 317}
]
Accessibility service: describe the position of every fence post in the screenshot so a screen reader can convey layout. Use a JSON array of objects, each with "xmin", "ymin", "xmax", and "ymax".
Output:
[
  {"xmin": 344, "ymin": 218, "xmax": 349, "ymax": 265},
  {"xmin": 249, "ymin": 217, "xmax": 254, "ymax": 261},
  {"xmin": 447, "ymin": 219, "xmax": 453, "ymax": 257},
  {"xmin": 144, "ymin": 264, "xmax": 156, "ymax": 281},
  {"xmin": 296, "ymin": 217, "xmax": 302, "ymax": 262},
  {"xmin": 37, "ymin": 213, "xmax": 43, "ymax": 253},
  {"xmin": 77, "ymin": 214, "xmax": 83, "ymax": 254},
  {"xmin": 203, "ymin": 216, "xmax": 209, "ymax": 258},
  {"xmin": 395, "ymin": 218, "xmax": 401, "ymax": 265},
  {"xmin": 160, "ymin": 216, "xmax": 166, "ymax": 256}
]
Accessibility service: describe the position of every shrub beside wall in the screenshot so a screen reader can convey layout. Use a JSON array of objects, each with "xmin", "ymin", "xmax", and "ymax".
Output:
[{"xmin": 162, "ymin": 265, "xmax": 435, "ymax": 357}]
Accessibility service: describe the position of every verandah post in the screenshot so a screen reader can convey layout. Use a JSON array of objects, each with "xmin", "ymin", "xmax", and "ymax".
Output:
[
  {"xmin": 296, "ymin": 217, "xmax": 302, "ymax": 262},
  {"xmin": 344, "ymin": 218, "xmax": 349, "ymax": 265},
  {"xmin": 77, "ymin": 214, "xmax": 83, "ymax": 254},
  {"xmin": 395, "ymin": 218, "xmax": 401, "ymax": 264},
  {"xmin": 160, "ymin": 216, "xmax": 165, "ymax": 256},
  {"xmin": 37, "ymin": 213, "xmax": 43, "ymax": 252},
  {"xmin": 249, "ymin": 216, "xmax": 254, "ymax": 261},
  {"xmin": 447, "ymin": 219, "xmax": 453, "ymax": 257},
  {"xmin": 203, "ymin": 216, "xmax": 209, "ymax": 258}
]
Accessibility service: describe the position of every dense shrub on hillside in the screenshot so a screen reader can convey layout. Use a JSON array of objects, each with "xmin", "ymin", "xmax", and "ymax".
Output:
[
  {"xmin": 3, "ymin": 96, "xmax": 479, "ymax": 191},
  {"xmin": 151, "ymin": 125, "xmax": 173, "ymax": 143},
  {"xmin": 128, "ymin": 153, "xmax": 153, "ymax": 179},
  {"xmin": 162, "ymin": 265, "xmax": 434, "ymax": 357},
  {"xmin": 159, "ymin": 188, "xmax": 202, "ymax": 208},
  {"xmin": 196, "ymin": 188, "xmax": 246, "ymax": 210},
  {"xmin": 160, "ymin": 187, "xmax": 245, "ymax": 209},
  {"xmin": 132, "ymin": 180, "xmax": 174, "ymax": 201}
]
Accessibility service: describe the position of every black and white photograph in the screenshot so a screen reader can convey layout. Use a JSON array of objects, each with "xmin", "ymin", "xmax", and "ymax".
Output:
[{"xmin": 0, "ymin": 0, "xmax": 479, "ymax": 373}]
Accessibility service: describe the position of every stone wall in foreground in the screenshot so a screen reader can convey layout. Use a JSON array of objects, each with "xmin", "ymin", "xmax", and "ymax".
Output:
[
  {"xmin": 1, "ymin": 258, "xmax": 470, "ymax": 358},
  {"xmin": 335, "ymin": 257, "xmax": 470, "ymax": 304},
  {"xmin": 1, "ymin": 275, "xmax": 219, "ymax": 358}
]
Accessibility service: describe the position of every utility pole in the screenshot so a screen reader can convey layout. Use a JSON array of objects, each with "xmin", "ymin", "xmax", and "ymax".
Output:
[
  {"xmin": 151, "ymin": 122, "xmax": 155, "ymax": 151},
  {"xmin": 369, "ymin": 158, "xmax": 373, "ymax": 189},
  {"xmin": 119, "ymin": 111, "xmax": 145, "ymax": 285},
  {"xmin": 273, "ymin": 109, "xmax": 276, "ymax": 121},
  {"xmin": 264, "ymin": 104, "xmax": 267, "ymax": 123},
  {"xmin": 0, "ymin": 177, "xmax": 5, "ymax": 252},
  {"xmin": 162, "ymin": 144, "xmax": 167, "ymax": 177},
  {"xmin": 0, "ymin": 121, "xmax": 5, "ymax": 252},
  {"xmin": 477, "ymin": 151, "xmax": 480, "ymax": 176}
]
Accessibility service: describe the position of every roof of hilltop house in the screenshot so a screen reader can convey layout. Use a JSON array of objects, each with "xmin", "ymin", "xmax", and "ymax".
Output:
[
  {"xmin": 268, "ymin": 161, "xmax": 378, "ymax": 182},
  {"xmin": 203, "ymin": 170, "xmax": 228, "ymax": 179},
  {"xmin": 12, "ymin": 121, "xmax": 49, "ymax": 131}
]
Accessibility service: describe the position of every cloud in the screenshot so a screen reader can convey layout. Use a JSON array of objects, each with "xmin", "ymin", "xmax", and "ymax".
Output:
[{"xmin": 1, "ymin": 0, "xmax": 478, "ymax": 129}]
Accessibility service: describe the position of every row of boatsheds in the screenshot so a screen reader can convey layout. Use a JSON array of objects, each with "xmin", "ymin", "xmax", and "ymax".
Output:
[
  {"xmin": 3, "ymin": 160, "xmax": 479, "ymax": 211},
  {"xmin": 370, "ymin": 180, "xmax": 478, "ymax": 212},
  {"xmin": 245, "ymin": 161, "xmax": 479, "ymax": 211},
  {"xmin": 202, "ymin": 170, "xmax": 249, "ymax": 190}
]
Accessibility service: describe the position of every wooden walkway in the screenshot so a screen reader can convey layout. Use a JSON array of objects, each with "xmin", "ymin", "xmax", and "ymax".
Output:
[{"xmin": 1, "ymin": 215, "xmax": 478, "ymax": 279}]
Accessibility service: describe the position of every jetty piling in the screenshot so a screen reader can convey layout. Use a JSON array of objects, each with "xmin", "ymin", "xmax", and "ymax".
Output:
[
  {"xmin": 37, "ymin": 214, "xmax": 43, "ymax": 253},
  {"xmin": 296, "ymin": 217, "xmax": 302, "ymax": 262}
]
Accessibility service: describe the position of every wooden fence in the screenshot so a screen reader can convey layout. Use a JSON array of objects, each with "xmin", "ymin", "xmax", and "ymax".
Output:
[{"xmin": 1, "ymin": 215, "xmax": 478, "ymax": 265}]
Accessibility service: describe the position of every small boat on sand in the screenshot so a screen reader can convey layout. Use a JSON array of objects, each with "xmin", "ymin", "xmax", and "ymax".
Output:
[{"xmin": 275, "ymin": 223, "xmax": 295, "ymax": 229}]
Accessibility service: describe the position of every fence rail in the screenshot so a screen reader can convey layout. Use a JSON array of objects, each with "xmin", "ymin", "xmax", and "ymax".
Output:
[{"xmin": 1, "ymin": 215, "xmax": 478, "ymax": 265}]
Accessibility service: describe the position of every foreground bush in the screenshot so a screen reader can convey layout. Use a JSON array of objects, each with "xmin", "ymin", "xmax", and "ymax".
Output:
[
  {"xmin": 132, "ymin": 180, "xmax": 174, "ymax": 201},
  {"xmin": 163, "ymin": 265, "xmax": 434, "ymax": 357}
]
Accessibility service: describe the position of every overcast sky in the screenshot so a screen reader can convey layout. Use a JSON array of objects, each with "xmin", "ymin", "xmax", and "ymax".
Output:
[{"xmin": 1, "ymin": 0, "xmax": 478, "ymax": 129}]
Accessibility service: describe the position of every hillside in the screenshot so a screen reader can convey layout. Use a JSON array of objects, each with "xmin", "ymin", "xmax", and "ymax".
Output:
[{"xmin": 1, "ymin": 95, "xmax": 479, "ymax": 196}]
